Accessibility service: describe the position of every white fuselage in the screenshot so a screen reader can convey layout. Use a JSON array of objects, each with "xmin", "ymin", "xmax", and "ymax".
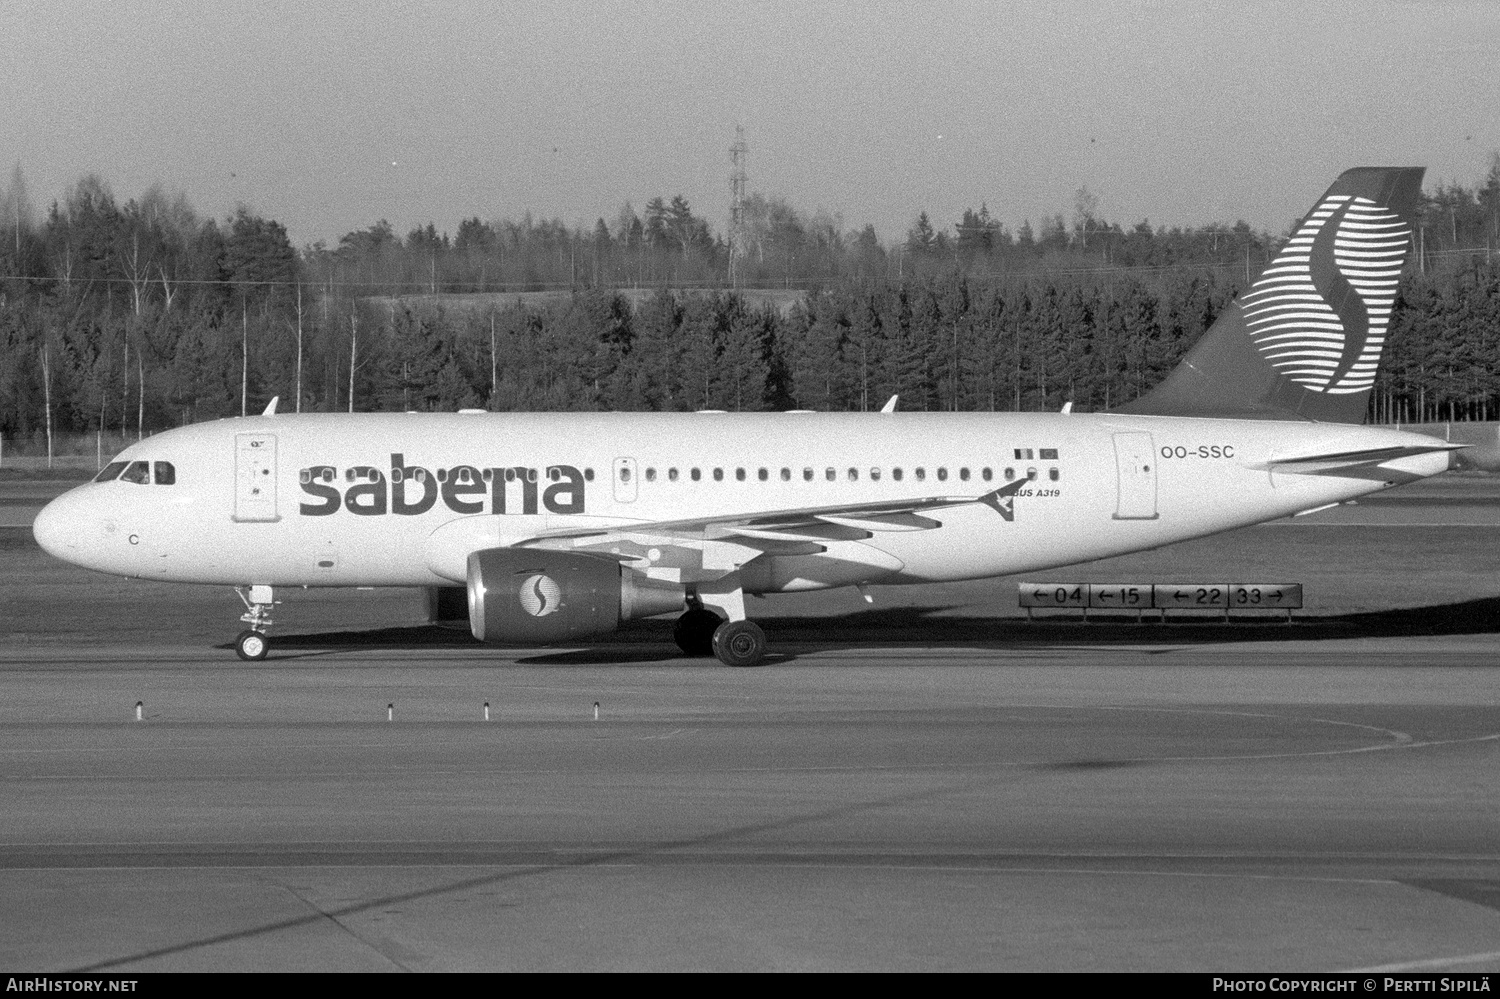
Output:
[{"xmin": 33, "ymin": 410, "xmax": 1450, "ymax": 592}]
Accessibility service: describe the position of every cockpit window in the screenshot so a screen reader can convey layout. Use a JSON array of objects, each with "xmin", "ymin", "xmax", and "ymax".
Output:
[
  {"xmin": 94, "ymin": 461, "xmax": 128, "ymax": 483},
  {"xmin": 153, "ymin": 461, "xmax": 176, "ymax": 485},
  {"xmin": 119, "ymin": 461, "xmax": 151, "ymax": 485}
]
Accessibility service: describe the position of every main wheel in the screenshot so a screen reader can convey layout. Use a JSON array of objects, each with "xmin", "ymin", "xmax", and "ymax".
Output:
[
  {"xmin": 712, "ymin": 620, "xmax": 767, "ymax": 668},
  {"xmin": 673, "ymin": 608, "xmax": 722, "ymax": 657},
  {"xmin": 235, "ymin": 629, "xmax": 270, "ymax": 661}
]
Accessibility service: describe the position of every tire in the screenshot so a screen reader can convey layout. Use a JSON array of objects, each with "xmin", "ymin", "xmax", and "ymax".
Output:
[
  {"xmin": 712, "ymin": 620, "xmax": 767, "ymax": 668},
  {"xmin": 673, "ymin": 608, "xmax": 722, "ymax": 657},
  {"xmin": 235, "ymin": 629, "xmax": 270, "ymax": 661}
]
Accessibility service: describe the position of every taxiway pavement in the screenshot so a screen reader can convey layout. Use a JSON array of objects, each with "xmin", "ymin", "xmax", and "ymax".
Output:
[
  {"xmin": 3, "ymin": 475, "xmax": 1500, "ymax": 971},
  {"xmin": 1, "ymin": 640, "xmax": 1498, "ymax": 972}
]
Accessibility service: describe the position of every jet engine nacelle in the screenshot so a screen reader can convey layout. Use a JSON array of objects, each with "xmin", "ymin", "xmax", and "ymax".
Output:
[{"xmin": 466, "ymin": 548, "xmax": 686, "ymax": 644}]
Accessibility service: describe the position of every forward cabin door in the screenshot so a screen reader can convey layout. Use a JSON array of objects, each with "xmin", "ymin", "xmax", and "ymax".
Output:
[
  {"xmin": 234, "ymin": 433, "xmax": 280, "ymax": 522},
  {"xmin": 612, "ymin": 457, "xmax": 638, "ymax": 503},
  {"xmin": 1111, "ymin": 432, "xmax": 1158, "ymax": 520}
]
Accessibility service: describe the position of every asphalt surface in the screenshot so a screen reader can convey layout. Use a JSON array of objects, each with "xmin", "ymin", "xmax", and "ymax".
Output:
[
  {"xmin": 1, "ymin": 644, "xmax": 1498, "ymax": 972},
  {"xmin": 2, "ymin": 475, "xmax": 1500, "ymax": 971}
]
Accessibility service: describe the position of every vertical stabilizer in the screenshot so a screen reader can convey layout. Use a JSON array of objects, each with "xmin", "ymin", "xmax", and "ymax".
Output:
[{"xmin": 1117, "ymin": 167, "xmax": 1424, "ymax": 422}]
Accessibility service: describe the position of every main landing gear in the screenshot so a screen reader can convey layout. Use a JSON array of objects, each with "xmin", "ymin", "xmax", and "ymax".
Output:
[
  {"xmin": 672, "ymin": 606, "xmax": 722, "ymax": 657},
  {"xmin": 234, "ymin": 585, "xmax": 276, "ymax": 661},
  {"xmin": 674, "ymin": 590, "xmax": 767, "ymax": 668},
  {"xmin": 711, "ymin": 620, "xmax": 767, "ymax": 668}
]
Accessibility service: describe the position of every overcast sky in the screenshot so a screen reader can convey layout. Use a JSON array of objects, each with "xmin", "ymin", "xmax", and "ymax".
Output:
[{"xmin": 3, "ymin": 0, "xmax": 1497, "ymax": 248}]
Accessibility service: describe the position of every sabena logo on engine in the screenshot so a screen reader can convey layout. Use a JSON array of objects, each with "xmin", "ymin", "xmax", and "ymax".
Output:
[
  {"xmin": 298, "ymin": 453, "xmax": 587, "ymax": 517},
  {"xmin": 518, "ymin": 574, "xmax": 563, "ymax": 616}
]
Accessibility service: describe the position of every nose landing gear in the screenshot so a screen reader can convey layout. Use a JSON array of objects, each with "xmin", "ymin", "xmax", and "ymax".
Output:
[{"xmin": 234, "ymin": 585, "xmax": 276, "ymax": 661}]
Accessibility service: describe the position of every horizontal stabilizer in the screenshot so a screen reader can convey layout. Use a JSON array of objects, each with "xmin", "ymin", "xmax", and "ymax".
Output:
[{"xmin": 1264, "ymin": 442, "xmax": 1466, "ymax": 467}]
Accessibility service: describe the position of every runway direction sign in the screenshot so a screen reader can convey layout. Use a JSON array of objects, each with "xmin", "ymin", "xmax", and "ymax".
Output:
[
  {"xmin": 1018, "ymin": 582, "xmax": 1303, "ymax": 620},
  {"xmin": 1017, "ymin": 583, "xmax": 1088, "ymax": 608},
  {"xmin": 1230, "ymin": 584, "xmax": 1303, "ymax": 609},
  {"xmin": 1152, "ymin": 584, "xmax": 1230, "ymax": 610},
  {"xmin": 1087, "ymin": 584, "xmax": 1150, "ymax": 609}
]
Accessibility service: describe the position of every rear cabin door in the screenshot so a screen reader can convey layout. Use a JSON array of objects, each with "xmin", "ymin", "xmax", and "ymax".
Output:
[
  {"xmin": 612, "ymin": 457, "xmax": 638, "ymax": 503},
  {"xmin": 1111, "ymin": 432, "xmax": 1159, "ymax": 520},
  {"xmin": 234, "ymin": 433, "xmax": 280, "ymax": 522}
]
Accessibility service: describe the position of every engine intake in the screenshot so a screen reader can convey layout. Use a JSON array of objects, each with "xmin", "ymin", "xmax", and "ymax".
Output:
[{"xmin": 466, "ymin": 548, "xmax": 685, "ymax": 643}]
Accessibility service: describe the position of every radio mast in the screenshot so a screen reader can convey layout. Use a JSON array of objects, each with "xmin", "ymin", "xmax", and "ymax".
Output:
[{"xmin": 728, "ymin": 126, "xmax": 748, "ymax": 287}]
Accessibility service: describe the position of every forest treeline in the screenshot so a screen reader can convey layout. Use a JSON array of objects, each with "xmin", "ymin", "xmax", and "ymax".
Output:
[{"xmin": 2, "ymin": 161, "xmax": 1500, "ymax": 448}]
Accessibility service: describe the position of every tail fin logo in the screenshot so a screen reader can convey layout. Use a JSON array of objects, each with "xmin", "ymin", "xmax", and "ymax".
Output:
[
  {"xmin": 1240, "ymin": 194, "xmax": 1411, "ymax": 396},
  {"xmin": 518, "ymin": 573, "xmax": 563, "ymax": 617}
]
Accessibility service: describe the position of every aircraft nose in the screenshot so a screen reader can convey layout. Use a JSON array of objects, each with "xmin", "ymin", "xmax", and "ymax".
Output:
[{"xmin": 32, "ymin": 490, "xmax": 86, "ymax": 562}]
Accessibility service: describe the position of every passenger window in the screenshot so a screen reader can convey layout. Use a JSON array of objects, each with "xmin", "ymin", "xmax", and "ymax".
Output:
[
  {"xmin": 1027, "ymin": 467, "xmax": 1038, "ymax": 480},
  {"xmin": 893, "ymin": 468, "xmax": 903, "ymax": 481},
  {"xmin": 668, "ymin": 468, "xmax": 679, "ymax": 482},
  {"xmin": 645, "ymin": 468, "xmax": 656, "ymax": 482},
  {"xmin": 691, "ymin": 468, "xmax": 702, "ymax": 482},
  {"xmin": 619, "ymin": 466, "xmax": 631, "ymax": 483},
  {"xmin": 959, "ymin": 468, "xmax": 970, "ymax": 482},
  {"xmin": 757, "ymin": 468, "xmax": 768, "ymax": 482},
  {"xmin": 803, "ymin": 468, "xmax": 814, "ymax": 481},
  {"xmin": 120, "ymin": 461, "xmax": 151, "ymax": 485},
  {"xmin": 937, "ymin": 468, "xmax": 948, "ymax": 482},
  {"xmin": 94, "ymin": 461, "xmax": 128, "ymax": 483},
  {"xmin": 870, "ymin": 468, "xmax": 881, "ymax": 481},
  {"xmin": 713, "ymin": 468, "xmax": 724, "ymax": 482},
  {"xmin": 915, "ymin": 468, "xmax": 926, "ymax": 481},
  {"xmin": 735, "ymin": 468, "xmax": 746, "ymax": 482},
  {"xmin": 780, "ymin": 468, "xmax": 791, "ymax": 482},
  {"xmin": 825, "ymin": 468, "xmax": 836, "ymax": 481},
  {"xmin": 1004, "ymin": 467, "xmax": 1016, "ymax": 481},
  {"xmin": 847, "ymin": 468, "xmax": 859, "ymax": 481},
  {"xmin": 982, "ymin": 468, "xmax": 993, "ymax": 482},
  {"xmin": 153, "ymin": 461, "xmax": 176, "ymax": 485},
  {"xmin": 584, "ymin": 468, "xmax": 595, "ymax": 481},
  {"xmin": 1049, "ymin": 468, "xmax": 1060, "ymax": 481}
]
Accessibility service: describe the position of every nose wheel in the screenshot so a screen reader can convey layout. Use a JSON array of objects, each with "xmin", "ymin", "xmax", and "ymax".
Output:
[
  {"xmin": 235, "ymin": 629, "xmax": 270, "ymax": 661},
  {"xmin": 233, "ymin": 585, "xmax": 277, "ymax": 661}
]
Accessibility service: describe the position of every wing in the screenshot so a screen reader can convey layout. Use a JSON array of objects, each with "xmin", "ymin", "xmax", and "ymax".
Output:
[{"xmin": 512, "ymin": 479, "xmax": 1028, "ymax": 585}]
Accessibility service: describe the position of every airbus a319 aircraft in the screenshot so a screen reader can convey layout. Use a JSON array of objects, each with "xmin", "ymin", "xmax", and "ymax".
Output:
[{"xmin": 33, "ymin": 167, "xmax": 1459, "ymax": 666}]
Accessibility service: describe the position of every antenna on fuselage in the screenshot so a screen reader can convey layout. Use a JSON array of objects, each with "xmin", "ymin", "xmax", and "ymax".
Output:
[
  {"xmin": 880, "ymin": 395, "xmax": 898, "ymax": 414},
  {"xmin": 261, "ymin": 396, "xmax": 279, "ymax": 417}
]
